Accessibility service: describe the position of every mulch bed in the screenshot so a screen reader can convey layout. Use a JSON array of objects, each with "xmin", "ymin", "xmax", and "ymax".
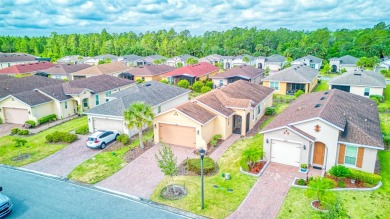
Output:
[
  {"xmin": 123, "ymin": 143, "xmax": 153, "ymax": 163},
  {"xmin": 248, "ymin": 161, "xmax": 267, "ymax": 174},
  {"xmin": 294, "ymin": 175, "xmax": 375, "ymax": 188},
  {"xmin": 160, "ymin": 184, "xmax": 187, "ymax": 200},
  {"xmin": 246, "ymin": 115, "xmax": 271, "ymax": 137},
  {"xmin": 312, "ymin": 200, "xmax": 327, "ymax": 211},
  {"xmin": 192, "ymin": 139, "xmax": 224, "ymax": 156},
  {"xmin": 177, "ymin": 159, "xmax": 219, "ymax": 176}
]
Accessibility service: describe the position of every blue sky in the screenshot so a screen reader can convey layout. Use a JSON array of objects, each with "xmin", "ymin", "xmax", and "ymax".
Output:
[{"xmin": 0, "ymin": 0, "xmax": 388, "ymax": 36}]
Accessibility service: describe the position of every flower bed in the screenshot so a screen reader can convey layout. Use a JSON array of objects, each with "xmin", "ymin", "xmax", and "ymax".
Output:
[{"xmin": 240, "ymin": 161, "xmax": 269, "ymax": 177}]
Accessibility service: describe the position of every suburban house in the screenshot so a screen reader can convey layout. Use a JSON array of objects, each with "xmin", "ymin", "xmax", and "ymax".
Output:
[
  {"xmin": 256, "ymin": 54, "xmax": 286, "ymax": 71},
  {"xmin": 262, "ymin": 65, "xmax": 319, "ymax": 95},
  {"xmin": 166, "ymin": 54, "xmax": 198, "ymax": 67},
  {"xmin": 161, "ymin": 62, "xmax": 219, "ymax": 85},
  {"xmin": 199, "ymin": 54, "xmax": 225, "ymax": 66},
  {"xmin": 260, "ymin": 89, "xmax": 383, "ymax": 173},
  {"xmin": 329, "ymin": 55, "xmax": 359, "ymax": 73},
  {"xmin": 43, "ymin": 64, "xmax": 91, "ymax": 80},
  {"xmin": 57, "ymin": 55, "xmax": 90, "ymax": 64},
  {"xmin": 119, "ymin": 55, "xmax": 147, "ymax": 66},
  {"xmin": 153, "ymin": 80, "xmax": 274, "ymax": 148},
  {"xmin": 125, "ymin": 64, "xmax": 175, "ymax": 82},
  {"xmin": 292, "ymin": 55, "xmax": 323, "ymax": 70},
  {"xmin": 144, "ymin": 55, "xmax": 167, "ymax": 64},
  {"xmin": 0, "ymin": 53, "xmax": 38, "ymax": 69},
  {"xmin": 70, "ymin": 62, "xmax": 130, "ymax": 80},
  {"xmin": 85, "ymin": 81, "xmax": 190, "ymax": 136},
  {"xmin": 0, "ymin": 62, "xmax": 55, "ymax": 76},
  {"xmin": 0, "ymin": 75, "xmax": 134, "ymax": 124},
  {"xmin": 374, "ymin": 57, "xmax": 390, "ymax": 72},
  {"xmin": 328, "ymin": 69, "xmax": 386, "ymax": 97},
  {"xmin": 223, "ymin": 55, "xmax": 256, "ymax": 69},
  {"xmin": 211, "ymin": 65, "xmax": 264, "ymax": 88},
  {"xmin": 84, "ymin": 54, "xmax": 119, "ymax": 65}
]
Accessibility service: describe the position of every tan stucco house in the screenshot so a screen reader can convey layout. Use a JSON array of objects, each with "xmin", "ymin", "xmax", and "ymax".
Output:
[
  {"xmin": 161, "ymin": 62, "xmax": 219, "ymax": 85},
  {"xmin": 262, "ymin": 65, "xmax": 319, "ymax": 95},
  {"xmin": 154, "ymin": 80, "xmax": 274, "ymax": 149},
  {"xmin": 260, "ymin": 89, "xmax": 384, "ymax": 173},
  {"xmin": 329, "ymin": 55, "xmax": 359, "ymax": 73},
  {"xmin": 125, "ymin": 64, "xmax": 175, "ymax": 82},
  {"xmin": 256, "ymin": 54, "xmax": 286, "ymax": 71},
  {"xmin": 211, "ymin": 65, "xmax": 264, "ymax": 88},
  {"xmin": 292, "ymin": 55, "xmax": 323, "ymax": 70},
  {"xmin": 70, "ymin": 62, "xmax": 130, "ymax": 80}
]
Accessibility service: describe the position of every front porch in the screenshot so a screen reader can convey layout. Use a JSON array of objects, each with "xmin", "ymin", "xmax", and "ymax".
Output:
[
  {"xmin": 232, "ymin": 113, "xmax": 250, "ymax": 135},
  {"xmin": 286, "ymin": 83, "xmax": 306, "ymax": 95}
]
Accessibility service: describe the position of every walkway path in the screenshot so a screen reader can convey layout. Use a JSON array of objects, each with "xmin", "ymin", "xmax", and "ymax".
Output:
[{"xmin": 210, "ymin": 134, "xmax": 240, "ymax": 161}]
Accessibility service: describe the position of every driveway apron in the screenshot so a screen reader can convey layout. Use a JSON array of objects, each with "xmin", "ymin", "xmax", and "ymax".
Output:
[{"xmin": 0, "ymin": 123, "xmax": 22, "ymax": 137}]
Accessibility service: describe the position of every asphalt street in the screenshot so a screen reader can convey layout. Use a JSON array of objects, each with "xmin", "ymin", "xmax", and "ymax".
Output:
[{"xmin": 0, "ymin": 166, "xmax": 193, "ymax": 219}]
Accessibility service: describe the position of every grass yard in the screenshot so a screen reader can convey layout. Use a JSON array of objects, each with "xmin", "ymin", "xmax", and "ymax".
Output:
[
  {"xmin": 151, "ymin": 134, "xmax": 263, "ymax": 219},
  {"xmin": 314, "ymin": 80, "xmax": 329, "ymax": 92},
  {"xmin": 319, "ymin": 73, "xmax": 339, "ymax": 78},
  {"xmin": 273, "ymin": 94, "xmax": 296, "ymax": 115},
  {"xmin": 68, "ymin": 131, "xmax": 153, "ymax": 184},
  {"xmin": 189, "ymin": 91, "xmax": 202, "ymax": 99},
  {"xmin": 0, "ymin": 117, "xmax": 87, "ymax": 167}
]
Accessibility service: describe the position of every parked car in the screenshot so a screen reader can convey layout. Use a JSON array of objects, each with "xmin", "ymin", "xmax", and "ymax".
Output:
[
  {"xmin": 86, "ymin": 130, "xmax": 119, "ymax": 149},
  {"xmin": 0, "ymin": 187, "xmax": 13, "ymax": 218}
]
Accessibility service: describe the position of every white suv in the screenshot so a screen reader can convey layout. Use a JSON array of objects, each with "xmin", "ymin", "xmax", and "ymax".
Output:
[
  {"xmin": 86, "ymin": 130, "xmax": 119, "ymax": 149},
  {"xmin": 0, "ymin": 187, "xmax": 12, "ymax": 218}
]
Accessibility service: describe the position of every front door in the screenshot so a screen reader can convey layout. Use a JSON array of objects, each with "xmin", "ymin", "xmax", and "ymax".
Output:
[
  {"xmin": 233, "ymin": 115, "xmax": 242, "ymax": 134},
  {"xmin": 313, "ymin": 142, "xmax": 325, "ymax": 166}
]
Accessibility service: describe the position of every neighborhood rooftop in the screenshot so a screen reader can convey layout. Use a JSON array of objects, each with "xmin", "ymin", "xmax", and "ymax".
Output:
[
  {"xmin": 0, "ymin": 53, "xmax": 37, "ymax": 62},
  {"xmin": 328, "ymin": 69, "xmax": 386, "ymax": 88},
  {"xmin": 262, "ymin": 64, "xmax": 318, "ymax": 83},
  {"xmin": 0, "ymin": 62, "xmax": 55, "ymax": 74},
  {"xmin": 294, "ymin": 55, "xmax": 323, "ymax": 63},
  {"xmin": 71, "ymin": 62, "xmax": 129, "ymax": 76},
  {"xmin": 330, "ymin": 55, "xmax": 358, "ymax": 64},
  {"xmin": 43, "ymin": 64, "xmax": 91, "ymax": 75},
  {"xmin": 176, "ymin": 101, "xmax": 216, "ymax": 124},
  {"xmin": 126, "ymin": 64, "xmax": 175, "ymax": 76},
  {"xmin": 163, "ymin": 62, "xmax": 218, "ymax": 77},
  {"xmin": 211, "ymin": 65, "xmax": 264, "ymax": 79}
]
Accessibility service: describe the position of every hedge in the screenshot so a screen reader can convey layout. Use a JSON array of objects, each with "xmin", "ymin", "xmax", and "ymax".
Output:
[
  {"xmin": 210, "ymin": 134, "xmax": 222, "ymax": 147},
  {"xmin": 38, "ymin": 114, "xmax": 57, "ymax": 125},
  {"xmin": 46, "ymin": 131, "xmax": 78, "ymax": 143},
  {"xmin": 75, "ymin": 125, "xmax": 89, "ymax": 135},
  {"xmin": 265, "ymin": 107, "xmax": 275, "ymax": 115},
  {"xmin": 11, "ymin": 128, "xmax": 20, "ymax": 135},
  {"xmin": 117, "ymin": 134, "xmax": 129, "ymax": 145},
  {"xmin": 187, "ymin": 157, "xmax": 216, "ymax": 175},
  {"xmin": 349, "ymin": 168, "xmax": 382, "ymax": 185},
  {"xmin": 17, "ymin": 129, "xmax": 29, "ymax": 135},
  {"xmin": 25, "ymin": 120, "xmax": 36, "ymax": 127}
]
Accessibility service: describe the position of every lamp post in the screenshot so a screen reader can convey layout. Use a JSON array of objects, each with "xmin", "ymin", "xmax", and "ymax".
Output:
[{"xmin": 199, "ymin": 148, "xmax": 205, "ymax": 210}]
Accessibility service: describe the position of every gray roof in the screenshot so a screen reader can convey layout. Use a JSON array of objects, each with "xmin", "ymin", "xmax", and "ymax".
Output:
[
  {"xmin": 0, "ymin": 53, "xmax": 37, "ymax": 62},
  {"xmin": 234, "ymin": 54, "xmax": 255, "ymax": 61},
  {"xmin": 211, "ymin": 65, "xmax": 264, "ymax": 79},
  {"xmin": 262, "ymin": 65, "xmax": 319, "ymax": 83},
  {"xmin": 43, "ymin": 64, "xmax": 91, "ymax": 75},
  {"xmin": 170, "ymin": 54, "xmax": 198, "ymax": 62},
  {"xmin": 120, "ymin": 54, "xmax": 145, "ymax": 62},
  {"xmin": 14, "ymin": 90, "xmax": 54, "ymax": 106},
  {"xmin": 294, "ymin": 55, "xmax": 323, "ymax": 64},
  {"xmin": 331, "ymin": 55, "xmax": 358, "ymax": 64},
  {"xmin": 57, "ymin": 55, "xmax": 90, "ymax": 64},
  {"xmin": 144, "ymin": 55, "xmax": 167, "ymax": 63},
  {"xmin": 199, "ymin": 54, "xmax": 224, "ymax": 63},
  {"xmin": 85, "ymin": 81, "xmax": 190, "ymax": 117},
  {"xmin": 265, "ymin": 54, "xmax": 286, "ymax": 63},
  {"xmin": 93, "ymin": 54, "xmax": 119, "ymax": 61},
  {"xmin": 329, "ymin": 70, "xmax": 386, "ymax": 88}
]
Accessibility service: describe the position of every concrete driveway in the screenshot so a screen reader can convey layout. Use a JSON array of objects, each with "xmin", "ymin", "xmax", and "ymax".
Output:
[
  {"xmin": 0, "ymin": 123, "xmax": 22, "ymax": 137},
  {"xmin": 24, "ymin": 135, "xmax": 102, "ymax": 177},
  {"xmin": 97, "ymin": 144, "xmax": 194, "ymax": 199}
]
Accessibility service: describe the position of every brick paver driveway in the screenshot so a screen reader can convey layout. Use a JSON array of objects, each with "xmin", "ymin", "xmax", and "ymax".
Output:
[
  {"xmin": 24, "ymin": 135, "xmax": 102, "ymax": 177},
  {"xmin": 97, "ymin": 144, "xmax": 194, "ymax": 199},
  {"xmin": 228, "ymin": 163, "xmax": 300, "ymax": 219}
]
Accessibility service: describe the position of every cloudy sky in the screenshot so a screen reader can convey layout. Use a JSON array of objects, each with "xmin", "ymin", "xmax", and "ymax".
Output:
[{"xmin": 0, "ymin": 0, "xmax": 388, "ymax": 36}]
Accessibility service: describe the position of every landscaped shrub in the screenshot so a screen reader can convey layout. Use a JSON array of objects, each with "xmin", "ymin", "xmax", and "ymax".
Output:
[
  {"xmin": 46, "ymin": 131, "xmax": 77, "ymax": 143},
  {"xmin": 370, "ymin": 97, "xmax": 380, "ymax": 105},
  {"xmin": 187, "ymin": 157, "xmax": 216, "ymax": 175},
  {"xmin": 329, "ymin": 165, "xmax": 350, "ymax": 178},
  {"xmin": 177, "ymin": 79, "xmax": 190, "ymax": 89},
  {"xmin": 241, "ymin": 147, "xmax": 263, "ymax": 169},
  {"xmin": 160, "ymin": 79, "xmax": 169, "ymax": 84},
  {"xmin": 24, "ymin": 120, "xmax": 36, "ymax": 128},
  {"xmin": 201, "ymin": 86, "xmax": 211, "ymax": 93},
  {"xmin": 338, "ymin": 180, "xmax": 346, "ymax": 188},
  {"xmin": 369, "ymin": 95, "xmax": 384, "ymax": 103},
  {"xmin": 383, "ymin": 133, "xmax": 390, "ymax": 148},
  {"xmin": 0, "ymin": 117, "xmax": 3, "ymax": 124},
  {"xmin": 265, "ymin": 107, "xmax": 275, "ymax": 115},
  {"xmin": 210, "ymin": 134, "xmax": 222, "ymax": 147},
  {"xmin": 11, "ymin": 128, "xmax": 20, "ymax": 135},
  {"xmin": 240, "ymin": 158, "xmax": 249, "ymax": 171},
  {"xmin": 117, "ymin": 134, "xmax": 129, "ymax": 145},
  {"xmin": 17, "ymin": 129, "xmax": 29, "ymax": 135},
  {"xmin": 75, "ymin": 125, "xmax": 89, "ymax": 135},
  {"xmin": 192, "ymin": 81, "xmax": 204, "ymax": 93},
  {"xmin": 205, "ymin": 81, "xmax": 214, "ymax": 89},
  {"xmin": 135, "ymin": 79, "xmax": 144, "ymax": 83},
  {"xmin": 38, "ymin": 114, "xmax": 57, "ymax": 125},
  {"xmin": 294, "ymin": 90, "xmax": 304, "ymax": 97},
  {"xmin": 348, "ymin": 168, "xmax": 382, "ymax": 185},
  {"xmin": 297, "ymin": 178, "xmax": 306, "ymax": 186}
]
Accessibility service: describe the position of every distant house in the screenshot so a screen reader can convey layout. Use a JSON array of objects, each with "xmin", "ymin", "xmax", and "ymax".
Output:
[
  {"xmin": 0, "ymin": 62, "xmax": 55, "ymax": 76},
  {"xmin": 262, "ymin": 65, "xmax": 319, "ymax": 95},
  {"xmin": 0, "ymin": 75, "xmax": 134, "ymax": 124},
  {"xmin": 70, "ymin": 62, "xmax": 130, "ymax": 80},
  {"xmin": 161, "ymin": 62, "xmax": 219, "ymax": 85},
  {"xmin": 42, "ymin": 64, "xmax": 91, "ymax": 80},
  {"xmin": 84, "ymin": 54, "xmax": 119, "ymax": 65},
  {"xmin": 119, "ymin": 55, "xmax": 147, "ymax": 66},
  {"xmin": 211, "ymin": 65, "xmax": 264, "ymax": 88},
  {"xmin": 125, "ymin": 64, "xmax": 175, "ymax": 82},
  {"xmin": 292, "ymin": 55, "xmax": 323, "ymax": 70},
  {"xmin": 256, "ymin": 54, "xmax": 286, "ymax": 71},
  {"xmin": 223, "ymin": 55, "xmax": 256, "ymax": 69},
  {"xmin": 144, "ymin": 55, "xmax": 167, "ymax": 64},
  {"xmin": 374, "ymin": 58, "xmax": 390, "ymax": 72},
  {"xmin": 85, "ymin": 81, "xmax": 190, "ymax": 136},
  {"xmin": 329, "ymin": 55, "xmax": 359, "ymax": 73},
  {"xmin": 166, "ymin": 54, "xmax": 198, "ymax": 67},
  {"xmin": 57, "ymin": 55, "xmax": 90, "ymax": 64},
  {"xmin": 0, "ymin": 53, "xmax": 38, "ymax": 69},
  {"xmin": 328, "ymin": 70, "xmax": 386, "ymax": 97},
  {"xmin": 199, "ymin": 54, "xmax": 225, "ymax": 66}
]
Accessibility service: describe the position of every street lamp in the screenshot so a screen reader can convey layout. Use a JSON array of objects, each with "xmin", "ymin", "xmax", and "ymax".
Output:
[{"xmin": 199, "ymin": 148, "xmax": 206, "ymax": 210}]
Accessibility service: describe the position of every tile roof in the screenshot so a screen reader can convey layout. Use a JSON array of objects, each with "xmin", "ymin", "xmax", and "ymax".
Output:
[
  {"xmin": 262, "ymin": 64, "xmax": 319, "ymax": 83},
  {"xmin": 64, "ymin": 74, "xmax": 134, "ymax": 94},
  {"xmin": 163, "ymin": 62, "xmax": 218, "ymax": 77},
  {"xmin": 0, "ymin": 53, "xmax": 37, "ymax": 62},
  {"xmin": 199, "ymin": 54, "xmax": 224, "ymax": 63},
  {"xmin": 169, "ymin": 54, "xmax": 198, "ymax": 62},
  {"xmin": 120, "ymin": 54, "xmax": 145, "ymax": 62},
  {"xmin": 126, "ymin": 64, "xmax": 175, "ymax": 76},
  {"xmin": 71, "ymin": 62, "xmax": 130, "ymax": 76},
  {"xmin": 265, "ymin": 54, "xmax": 286, "ymax": 62},
  {"xmin": 144, "ymin": 55, "xmax": 167, "ymax": 63},
  {"xmin": 293, "ymin": 55, "xmax": 323, "ymax": 64},
  {"xmin": 43, "ymin": 64, "xmax": 91, "ymax": 75},
  {"xmin": 93, "ymin": 54, "xmax": 119, "ymax": 61},
  {"xmin": 262, "ymin": 89, "xmax": 383, "ymax": 148},
  {"xmin": 85, "ymin": 81, "xmax": 190, "ymax": 117},
  {"xmin": 0, "ymin": 75, "xmax": 11, "ymax": 80},
  {"xmin": 331, "ymin": 55, "xmax": 358, "ymax": 64},
  {"xmin": 328, "ymin": 69, "xmax": 386, "ymax": 88},
  {"xmin": 0, "ymin": 62, "xmax": 55, "ymax": 74},
  {"xmin": 176, "ymin": 101, "xmax": 216, "ymax": 124},
  {"xmin": 211, "ymin": 65, "xmax": 264, "ymax": 79},
  {"xmin": 13, "ymin": 90, "xmax": 54, "ymax": 106}
]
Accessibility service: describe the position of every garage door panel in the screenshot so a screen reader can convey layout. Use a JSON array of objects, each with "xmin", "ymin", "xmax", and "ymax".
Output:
[
  {"xmin": 93, "ymin": 118, "xmax": 123, "ymax": 133},
  {"xmin": 4, "ymin": 108, "xmax": 29, "ymax": 124},
  {"xmin": 271, "ymin": 140, "xmax": 301, "ymax": 167},
  {"xmin": 159, "ymin": 124, "xmax": 195, "ymax": 148}
]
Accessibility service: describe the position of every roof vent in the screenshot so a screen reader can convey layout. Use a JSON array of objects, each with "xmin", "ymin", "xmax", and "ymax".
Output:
[
  {"xmin": 143, "ymin": 83, "xmax": 151, "ymax": 87},
  {"xmin": 354, "ymin": 73, "xmax": 361, "ymax": 76},
  {"xmin": 320, "ymin": 97, "xmax": 326, "ymax": 100},
  {"xmin": 364, "ymin": 119, "xmax": 367, "ymax": 121},
  {"xmin": 324, "ymin": 91, "xmax": 329, "ymax": 95},
  {"xmin": 298, "ymin": 106, "xmax": 302, "ymax": 110},
  {"xmin": 315, "ymin": 104, "xmax": 321, "ymax": 108},
  {"xmin": 343, "ymin": 113, "xmax": 346, "ymax": 116}
]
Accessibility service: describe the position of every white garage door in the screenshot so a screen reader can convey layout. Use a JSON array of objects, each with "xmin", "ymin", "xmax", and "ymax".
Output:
[
  {"xmin": 271, "ymin": 140, "xmax": 301, "ymax": 167},
  {"xmin": 93, "ymin": 117, "xmax": 124, "ymax": 133},
  {"xmin": 3, "ymin": 107, "xmax": 29, "ymax": 124}
]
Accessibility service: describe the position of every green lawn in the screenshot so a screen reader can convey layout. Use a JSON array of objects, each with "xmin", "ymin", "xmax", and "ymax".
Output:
[
  {"xmin": 151, "ymin": 134, "xmax": 263, "ymax": 219},
  {"xmin": 189, "ymin": 91, "xmax": 202, "ymax": 99},
  {"xmin": 319, "ymin": 73, "xmax": 339, "ymax": 78},
  {"xmin": 314, "ymin": 80, "xmax": 329, "ymax": 92},
  {"xmin": 68, "ymin": 131, "xmax": 153, "ymax": 184},
  {"xmin": 273, "ymin": 94, "xmax": 296, "ymax": 115},
  {"xmin": 378, "ymin": 85, "xmax": 390, "ymax": 114},
  {"xmin": 0, "ymin": 117, "xmax": 87, "ymax": 167}
]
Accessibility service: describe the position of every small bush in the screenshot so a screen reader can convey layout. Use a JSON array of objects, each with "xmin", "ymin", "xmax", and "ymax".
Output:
[
  {"xmin": 294, "ymin": 90, "xmax": 304, "ymax": 97},
  {"xmin": 338, "ymin": 181, "xmax": 346, "ymax": 188},
  {"xmin": 25, "ymin": 120, "xmax": 36, "ymax": 128},
  {"xmin": 75, "ymin": 125, "xmax": 89, "ymax": 135},
  {"xmin": 205, "ymin": 81, "xmax": 214, "ymax": 89},
  {"xmin": 300, "ymin": 163, "xmax": 307, "ymax": 169},
  {"xmin": 117, "ymin": 134, "xmax": 129, "ymax": 145},
  {"xmin": 135, "ymin": 79, "xmax": 144, "ymax": 83},
  {"xmin": 383, "ymin": 134, "xmax": 390, "ymax": 148},
  {"xmin": 13, "ymin": 137, "xmax": 27, "ymax": 147},
  {"xmin": 192, "ymin": 81, "xmax": 204, "ymax": 93},
  {"xmin": 265, "ymin": 107, "xmax": 275, "ymax": 115},
  {"xmin": 11, "ymin": 128, "xmax": 20, "ymax": 135},
  {"xmin": 297, "ymin": 178, "xmax": 306, "ymax": 186},
  {"xmin": 0, "ymin": 117, "xmax": 2, "ymax": 124},
  {"xmin": 160, "ymin": 79, "xmax": 168, "ymax": 84},
  {"xmin": 177, "ymin": 79, "xmax": 190, "ymax": 89},
  {"xmin": 17, "ymin": 129, "xmax": 29, "ymax": 135},
  {"xmin": 240, "ymin": 158, "xmax": 249, "ymax": 171},
  {"xmin": 210, "ymin": 139, "xmax": 218, "ymax": 147},
  {"xmin": 329, "ymin": 165, "xmax": 350, "ymax": 178},
  {"xmin": 349, "ymin": 168, "xmax": 382, "ymax": 185},
  {"xmin": 370, "ymin": 97, "xmax": 380, "ymax": 105},
  {"xmin": 46, "ymin": 131, "xmax": 77, "ymax": 143},
  {"xmin": 38, "ymin": 114, "xmax": 57, "ymax": 125},
  {"xmin": 201, "ymin": 86, "xmax": 211, "ymax": 93},
  {"xmin": 188, "ymin": 157, "xmax": 216, "ymax": 174},
  {"xmin": 369, "ymin": 95, "xmax": 384, "ymax": 103}
]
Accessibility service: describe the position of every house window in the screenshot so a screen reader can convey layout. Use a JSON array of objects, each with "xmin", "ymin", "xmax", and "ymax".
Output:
[
  {"xmin": 142, "ymin": 77, "xmax": 145, "ymax": 81},
  {"xmin": 95, "ymin": 95, "xmax": 99, "ymax": 106},
  {"xmin": 64, "ymin": 101, "xmax": 67, "ymax": 109},
  {"xmin": 257, "ymin": 105, "xmax": 261, "ymax": 115},
  {"xmin": 364, "ymin": 88, "xmax": 370, "ymax": 96},
  {"xmin": 344, "ymin": 146, "xmax": 358, "ymax": 166},
  {"xmin": 270, "ymin": 82, "xmax": 279, "ymax": 91},
  {"xmin": 310, "ymin": 64, "xmax": 315, "ymax": 69},
  {"xmin": 55, "ymin": 75, "xmax": 61, "ymax": 79},
  {"xmin": 105, "ymin": 91, "xmax": 111, "ymax": 102},
  {"xmin": 158, "ymin": 106, "xmax": 161, "ymax": 113},
  {"xmin": 219, "ymin": 80, "xmax": 223, "ymax": 87},
  {"xmin": 82, "ymin": 98, "xmax": 88, "ymax": 108}
]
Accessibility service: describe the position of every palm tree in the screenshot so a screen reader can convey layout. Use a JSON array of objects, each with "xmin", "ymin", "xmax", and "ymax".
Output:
[
  {"xmin": 123, "ymin": 102, "xmax": 154, "ymax": 149},
  {"xmin": 242, "ymin": 56, "xmax": 250, "ymax": 63}
]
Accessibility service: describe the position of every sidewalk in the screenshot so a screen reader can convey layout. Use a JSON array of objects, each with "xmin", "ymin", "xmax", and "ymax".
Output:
[{"xmin": 29, "ymin": 115, "xmax": 79, "ymax": 134}]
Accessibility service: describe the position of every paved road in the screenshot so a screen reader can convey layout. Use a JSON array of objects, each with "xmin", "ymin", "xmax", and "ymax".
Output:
[{"xmin": 0, "ymin": 166, "xmax": 193, "ymax": 219}]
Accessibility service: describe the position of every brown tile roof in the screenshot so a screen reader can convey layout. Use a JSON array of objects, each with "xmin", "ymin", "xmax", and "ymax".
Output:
[
  {"xmin": 71, "ymin": 62, "xmax": 129, "ymax": 76},
  {"xmin": 211, "ymin": 65, "xmax": 264, "ymax": 79},
  {"xmin": 0, "ymin": 53, "xmax": 37, "ymax": 62},
  {"xmin": 262, "ymin": 64, "xmax": 318, "ymax": 83},
  {"xmin": 127, "ymin": 64, "xmax": 175, "ymax": 76},
  {"xmin": 0, "ymin": 62, "xmax": 55, "ymax": 74},
  {"xmin": 163, "ymin": 62, "xmax": 218, "ymax": 77},
  {"xmin": 176, "ymin": 101, "xmax": 216, "ymax": 124},
  {"xmin": 43, "ymin": 64, "xmax": 91, "ymax": 75},
  {"xmin": 263, "ymin": 89, "xmax": 383, "ymax": 148}
]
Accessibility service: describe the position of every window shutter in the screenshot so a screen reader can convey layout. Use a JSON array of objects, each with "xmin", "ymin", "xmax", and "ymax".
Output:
[
  {"xmin": 356, "ymin": 147, "xmax": 365, "ymax": 168},
  {"xmin": 338, "ymin": 144, "xmax": 346, "ymax": 164}
]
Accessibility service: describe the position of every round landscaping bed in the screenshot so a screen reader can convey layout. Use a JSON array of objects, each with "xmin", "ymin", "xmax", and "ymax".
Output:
[
  {"xmin": 311, "ymin": 200, "xmax": 329, "ymax": 212},
  {"xmin": 160, "ymin": 184, "xmax": 187, "ymax": 200},
  {"xmin": 177, "ymin": 157, "xmax": 218, "ymax": 176}
]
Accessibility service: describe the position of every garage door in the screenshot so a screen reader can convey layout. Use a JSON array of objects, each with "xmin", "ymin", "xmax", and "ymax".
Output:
[
  {"xmin": 3, "ymin": 107, "xmax": 29, "ymax": 124},
  {"xmin": 271, "ymin": 140, "xmax": 301, "ymax": 167},
  {"xmin": 159, "ymin": 123, "xmax": 196, "ymax": 148},
  {"xmin": 93, "ymin": 117, "xmax": 124, "ymax": 133}
]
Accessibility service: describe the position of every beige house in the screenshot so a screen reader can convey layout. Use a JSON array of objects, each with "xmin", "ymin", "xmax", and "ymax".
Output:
[
  {"xmin": 154, "ymin": 80, "xmax": 274, "ymax": 149},
  {"xmin": 329, "ymin": 55, "xmax": 359, "ymax": 73},
  {"xmin": 125, "ymin": 64, "xmax": 175, "ymax": 82},
  {"xmin": 261, "ymin": 89, "xmax": 383, "ymax": 173},
  {"xmin": 256, "ymin": 54, "xmax": 286, "ymax": 71},
  {"xmin": 0, "ymin": 75, "xmax": 134, "ymax": 124},
  {"xmin": 70, "ymin": 62, "xmax": 130, "ymax": 80}
]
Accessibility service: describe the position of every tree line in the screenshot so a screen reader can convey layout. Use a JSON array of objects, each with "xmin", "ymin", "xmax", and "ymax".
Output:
[{"xmin": 0, "ymin": 22, "xmax": 389, "ymax": 62}]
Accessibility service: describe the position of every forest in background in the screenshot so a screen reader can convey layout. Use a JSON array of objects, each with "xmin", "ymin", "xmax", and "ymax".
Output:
[{"xmin": 0, "ymin": 22, "xmax": 389, "ymax": 62}]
